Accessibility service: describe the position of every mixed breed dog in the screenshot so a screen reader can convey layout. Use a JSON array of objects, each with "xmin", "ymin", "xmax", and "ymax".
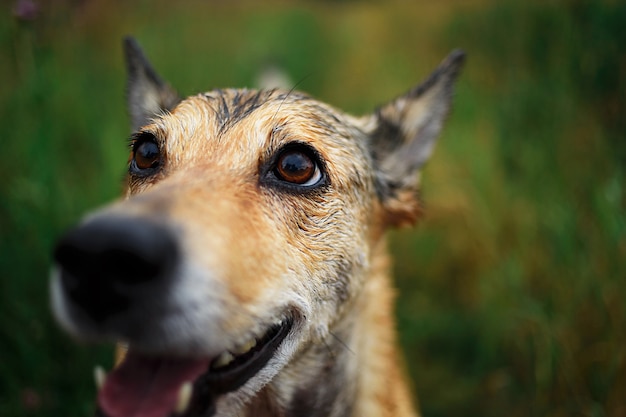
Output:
[{"xmin": 51, "ymin": 37, "xmax": 465, "ymax": 417}]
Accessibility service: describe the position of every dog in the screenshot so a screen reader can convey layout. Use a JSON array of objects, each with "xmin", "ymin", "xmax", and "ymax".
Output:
[{"xmin": 51, "ymin": 37, "xmax": 464, "ymax": 417}]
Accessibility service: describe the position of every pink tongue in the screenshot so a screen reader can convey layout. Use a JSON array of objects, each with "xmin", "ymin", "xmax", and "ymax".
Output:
[{"xmin": 98, "ymin": 351, "xmax": 209, "ymax": 417}]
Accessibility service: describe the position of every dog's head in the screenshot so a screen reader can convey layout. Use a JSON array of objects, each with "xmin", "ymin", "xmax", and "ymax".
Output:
[{"xmin": 51, "ymin": 37, "xmax": 464, "ymax": 417}]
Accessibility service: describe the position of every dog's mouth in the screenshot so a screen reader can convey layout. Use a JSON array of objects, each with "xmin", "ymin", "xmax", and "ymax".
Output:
[{"xmin": 96, "ymin": 318, "xmax": 294, "ymax": 417}]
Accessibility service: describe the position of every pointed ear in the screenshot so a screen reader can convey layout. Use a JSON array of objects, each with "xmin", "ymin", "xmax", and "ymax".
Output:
[
  {"xmin": 367, "ymin": 50, "xmax": 466, "ymax": 227},
  {"xmin": 123, "ymin": 36, "xmax": 181, "ymax": 131}
]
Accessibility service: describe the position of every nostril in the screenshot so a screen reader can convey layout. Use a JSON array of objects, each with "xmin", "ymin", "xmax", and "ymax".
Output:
[
  {"xmin": 53, "ymin": 242, "xmax": 94, "ymax": 290},
  {"xmin": 54, "ymin": 241, "xmax": 107, "ymax": 277}
]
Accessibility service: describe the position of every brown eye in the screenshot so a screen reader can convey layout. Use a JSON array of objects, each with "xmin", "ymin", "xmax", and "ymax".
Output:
[
  {"xmin": 134, "ymin": 140, "xmax": 160, "ymax": 170},
  {"xmin": 275, "ymin": 150, "xmax": 321, "ymax": 185}
]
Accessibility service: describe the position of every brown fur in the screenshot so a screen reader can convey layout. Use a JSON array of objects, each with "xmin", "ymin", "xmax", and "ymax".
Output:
[{"xmin": 51, "ymin": 38, "xmax": 464, "ymax": 417}]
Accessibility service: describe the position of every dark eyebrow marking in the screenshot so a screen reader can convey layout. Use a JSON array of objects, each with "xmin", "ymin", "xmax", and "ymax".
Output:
[{"xmin": 205, "ymin": 89, "xmax": 277, "ymax": 134}]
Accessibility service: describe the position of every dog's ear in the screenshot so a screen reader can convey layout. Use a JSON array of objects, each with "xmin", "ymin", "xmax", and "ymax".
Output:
[
  {"xmin": 366, "ymin": 50, "xmax": 466, "ymax": 227},
  {"xmin": 123, "ymin": 37, "xmax": 181, "ymax": 131}
]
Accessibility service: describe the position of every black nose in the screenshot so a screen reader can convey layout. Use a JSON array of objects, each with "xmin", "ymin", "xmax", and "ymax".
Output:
[{"xmin": 53, "ymin": 216, "xmax": 179, "ymax": 323}]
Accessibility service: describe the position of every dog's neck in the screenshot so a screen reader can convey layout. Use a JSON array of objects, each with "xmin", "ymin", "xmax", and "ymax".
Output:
[
  {"xmin": 350, "ymin": 238, "xmax": 418, "ymax": 417},
  {"xmin": 246, "ymin": 238, "xmax": 418, "ymax": 417}
]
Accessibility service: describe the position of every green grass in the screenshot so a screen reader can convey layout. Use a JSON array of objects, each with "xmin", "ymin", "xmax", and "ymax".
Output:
[{"xmin": 1, "ymin": 1, "xmax": 624, "ymax": 416}]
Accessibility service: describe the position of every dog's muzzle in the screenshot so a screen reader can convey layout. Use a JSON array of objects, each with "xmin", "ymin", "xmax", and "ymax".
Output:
[{"xmin": 51, "ymin": 215, "xmax": 297, "ymax": 417}]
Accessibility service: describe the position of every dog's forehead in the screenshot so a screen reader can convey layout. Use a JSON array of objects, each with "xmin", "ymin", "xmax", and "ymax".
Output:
[{"xmin": 147, "ymin": 88, "xmax": 368, "ymax": 165}]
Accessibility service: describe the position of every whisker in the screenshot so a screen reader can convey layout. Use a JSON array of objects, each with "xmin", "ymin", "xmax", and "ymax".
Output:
[
  {"xmin": 329, "ymin": 331, "xmax": 355, "ymax": 356},
  {"xmin": 269, "ymin": 73, "xmax": 313, "ymax": 125},
  {"xmin": 322, "ymin": 337, "xmax": 337, "ymax": 361}
]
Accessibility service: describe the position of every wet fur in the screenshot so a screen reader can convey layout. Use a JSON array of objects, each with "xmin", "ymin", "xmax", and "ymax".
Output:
[{"xmin": 52, "ymin": 38, "xmax": 465, "ymax": 417}]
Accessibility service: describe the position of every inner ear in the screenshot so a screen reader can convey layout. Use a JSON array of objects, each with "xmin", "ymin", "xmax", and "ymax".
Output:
[
  {"xmin": 124, "ymin": 36, "xmax": 181, "ymax": 131},
  {"xmin": 367, "ymin": 50, "xmax": 466, "ymax": 227}
]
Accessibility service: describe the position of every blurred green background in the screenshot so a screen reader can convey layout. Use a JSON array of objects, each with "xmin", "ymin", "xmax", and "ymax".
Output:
[{"xmin": 1, "ymin": 0, "xmax": 624, "ymax": 416}]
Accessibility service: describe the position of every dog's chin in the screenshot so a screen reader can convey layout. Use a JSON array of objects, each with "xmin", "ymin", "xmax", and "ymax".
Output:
[{"xmin": 95, "ymin": 317, "xmax": 295, "ymax": 417}]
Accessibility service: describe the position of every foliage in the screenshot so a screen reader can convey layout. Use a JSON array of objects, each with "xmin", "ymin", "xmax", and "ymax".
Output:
[
  {"xmin": 0, "ymin": 1, "xmax": 623, "ymax": 416},
  {"xmin": 396, "ymin": 1, "xmax": 626, "ymax": 416}
]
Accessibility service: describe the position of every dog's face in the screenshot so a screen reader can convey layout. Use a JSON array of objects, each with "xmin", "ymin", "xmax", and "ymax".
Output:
[{"xmin": 51, "ymin": 38, "xmax": 464, "ymax": 417}]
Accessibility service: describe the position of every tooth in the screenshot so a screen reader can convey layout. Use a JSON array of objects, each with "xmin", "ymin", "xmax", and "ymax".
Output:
[
  {"xmin": 94, "ymin": 366, "xmax": 107, "ymax": 389},
  {"xmin": 231, "ymin": 338, "xmax": 257, "ymax": 355},
  {"xmin": 175, "ymin": 382, "xmax": 193, "ymax": 414},
  {"xmin": 115, "ymin": 342, "xmax": 128, "ymax": 366},
  {"xmin": 212, "ymin": 351, "xmax": 235, "ymax": 369}
]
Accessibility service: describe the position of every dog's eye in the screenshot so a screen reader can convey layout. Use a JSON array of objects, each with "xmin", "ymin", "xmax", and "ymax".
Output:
[
  {"xmin": 132, "ymin": 137, "xmax": 161, "ymax": 171},
  {"xmin": 135, "ymin": 141, "xmax": 160, "ymax": 170},
  {"xmin": 274, "ymin": 149, "xmax": 322, "ymax": 186}
]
